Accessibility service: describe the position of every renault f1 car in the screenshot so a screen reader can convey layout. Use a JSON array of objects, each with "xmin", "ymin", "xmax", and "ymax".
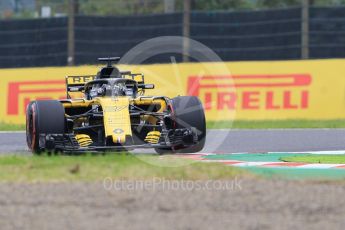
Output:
[{"xmin": 26, "ymin": 57, "xmax": 206, "ymax": 154}]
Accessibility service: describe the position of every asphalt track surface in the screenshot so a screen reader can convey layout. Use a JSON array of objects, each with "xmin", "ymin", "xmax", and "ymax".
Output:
[{"xmin": 2, "ymin": 129, "xmax": 345, "ymax": 154}]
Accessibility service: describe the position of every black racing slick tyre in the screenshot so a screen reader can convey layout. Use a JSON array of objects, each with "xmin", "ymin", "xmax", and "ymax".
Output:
[
  {"xmin": 26, "ymin": 100, "xmax": 65, "ymax": 154},
  {"xmin": 155, "ymin": 96, "xmax": 206, "ymax": 154}
]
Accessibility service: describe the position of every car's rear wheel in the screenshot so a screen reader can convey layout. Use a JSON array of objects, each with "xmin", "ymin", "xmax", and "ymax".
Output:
[
  {"xmin": 155, "ymin": 96, "xmax": 206, "ymax": 154},
  {"xmin": 26, "ymin": 100, "xmax": 66, "ymax": 154}
]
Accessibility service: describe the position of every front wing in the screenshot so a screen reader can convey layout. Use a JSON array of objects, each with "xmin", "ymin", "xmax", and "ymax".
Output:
[{"xmin": 38, "ymin": 128, "xmax": 198, "ymax": 152}]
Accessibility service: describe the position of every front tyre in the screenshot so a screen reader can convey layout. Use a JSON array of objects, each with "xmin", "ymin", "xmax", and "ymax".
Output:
[
  {"xmin": 155, "ymin": 96, "xmax": 206, "ymax": 154},
  {"xmin": 26, "ymin": 100, "xmax": 66, "ymax": 154}
]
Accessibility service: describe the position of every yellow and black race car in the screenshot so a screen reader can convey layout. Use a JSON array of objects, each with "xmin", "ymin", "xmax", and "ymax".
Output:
[{"xmin": 26, "ymin": 57, "xmax": 206, "ymax": 154}]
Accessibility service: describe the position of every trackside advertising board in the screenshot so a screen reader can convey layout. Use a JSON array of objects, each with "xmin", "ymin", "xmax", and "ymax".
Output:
[{"xmin": 1, "ymin": 59, "xmax": 345, "ymax": 124}]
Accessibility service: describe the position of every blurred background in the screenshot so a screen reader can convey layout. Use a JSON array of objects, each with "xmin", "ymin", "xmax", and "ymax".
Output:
[{"xmin": 1, "ymin": 0, "xmax": 345, "ymax": 68}]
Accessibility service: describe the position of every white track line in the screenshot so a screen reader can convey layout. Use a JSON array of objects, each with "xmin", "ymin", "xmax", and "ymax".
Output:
[
  {"xmin": 0, "ymin": 131, "xmax": 25, "ymax": 134},
  {"xmin": 209, "ymin": 128, "xmax": 345, "ymax": 131},
  {"xmin": 234, "ymin": 162, "xmax": 275, "ymax": 167},
  {"xmin": 268, "ymin": 151, "xmax": 345, "ymax": 155},
  {"xmin": 296, "ymin": 164, "xmax": 345, "ymax": 169}
]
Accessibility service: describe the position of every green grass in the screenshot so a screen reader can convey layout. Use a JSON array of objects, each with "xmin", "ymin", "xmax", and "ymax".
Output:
[
  {"xmin": 281, "ymin": 154, "xmax": 345, "ymax": 164},
  {"xmin": 0, "ymin": 154, "xmax": 246, "ymax": 182},
  {"xmin": 207, "ymin": 119, "xmax": 345, "ymax": 129},
  {"xmin": 0, "ymin": 123, "xmax": 25, "ymax": 131},
  {"xmin": 2, "ymin": 119, "xmax": 345, "ymax": 131}
]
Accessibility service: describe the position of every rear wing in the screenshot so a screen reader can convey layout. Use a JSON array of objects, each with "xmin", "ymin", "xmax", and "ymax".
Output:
[
  {"xmin": 120, "ymin": 72, "xmax": 154, "ymax": 90},
  {"xmin": 120, "ymin": 72, "xmax": 144, "ymax": 84},
  {"xmin": 65, "ymin": 73, "xmax": 154, "ymax": 99},
  {"xmin": 65, "ymin": 75, "xmax": 96, "ymax": 98}
]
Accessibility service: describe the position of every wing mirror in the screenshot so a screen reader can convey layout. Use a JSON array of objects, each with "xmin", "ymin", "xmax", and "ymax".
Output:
[{"xmin": 138, "ymin": 84, "xmax": 154, "ymax": 89}]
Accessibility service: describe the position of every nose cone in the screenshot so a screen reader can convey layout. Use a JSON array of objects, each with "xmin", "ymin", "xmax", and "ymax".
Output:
[{"xmin": 95, "ymin": 97, "xmax": 132, "ymax": 144}]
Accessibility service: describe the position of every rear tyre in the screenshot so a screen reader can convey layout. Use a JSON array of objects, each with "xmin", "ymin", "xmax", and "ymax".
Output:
[
  {"xmin": 26, "ymin": 100, "xmax": 66, "ymax": 154},
  {"xmin": 155, "ymin": 96, "xmax": 206, "ymax": 154}
]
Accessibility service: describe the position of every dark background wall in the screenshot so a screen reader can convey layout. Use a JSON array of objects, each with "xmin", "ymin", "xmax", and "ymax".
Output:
[{"xmin": 0, "ymin": 6, "xmax": 344, "ymax": 68}]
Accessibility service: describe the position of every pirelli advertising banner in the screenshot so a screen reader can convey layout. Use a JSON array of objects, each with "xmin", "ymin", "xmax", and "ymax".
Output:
[{"xmin": 1, "ymin": 59, "xmax": 345, "ymax": 124}]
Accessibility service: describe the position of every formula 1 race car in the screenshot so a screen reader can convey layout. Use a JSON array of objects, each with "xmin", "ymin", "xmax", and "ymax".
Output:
[{"xmin": 26, "ymin": 57, "xmax": 206, "ymax": 154}]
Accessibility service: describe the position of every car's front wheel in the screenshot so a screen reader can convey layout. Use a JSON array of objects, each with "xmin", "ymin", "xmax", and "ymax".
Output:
[
  {"xmin": 155, "ymin": 96, "xmax": 206, "ymax": 154},
  {"xmin": 26, "ymin": 100, "xmax": 66, "ymax": 154}
]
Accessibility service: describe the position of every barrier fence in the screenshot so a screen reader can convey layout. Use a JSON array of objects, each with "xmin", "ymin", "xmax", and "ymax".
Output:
[
  {"xmin": 0, "ymin": 6, "xmax": 345, "ymax": 68},
  {"xmin": 1, "ymin": 59, "xmax": 345, "ymax": 124}
]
